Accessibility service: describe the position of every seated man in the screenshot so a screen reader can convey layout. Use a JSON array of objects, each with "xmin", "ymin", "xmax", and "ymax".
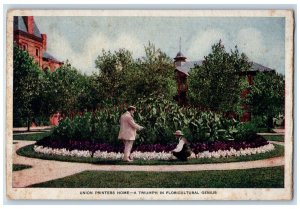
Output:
[{"xmin": 172, "ymin": 130, "xmax": 192, "ymax": 161}]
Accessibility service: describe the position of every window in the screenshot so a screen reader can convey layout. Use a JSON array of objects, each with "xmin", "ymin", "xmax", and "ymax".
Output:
[
  {"xmin": 21, "ymin": 44, "xmax": 27, "ymax": 50},
  {"xmin": 36, "ymin": 48, "xmax": 39, "ymax": 56}
]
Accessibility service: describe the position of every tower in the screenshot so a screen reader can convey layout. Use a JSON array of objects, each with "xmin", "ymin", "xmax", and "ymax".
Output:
[
  {"xmin": 174, "ymin": 38, "xmax": 188, "ymax": 106},
  {"xmin": 174, "ymin": 37, "xmax": 187, "ymax": 67}
]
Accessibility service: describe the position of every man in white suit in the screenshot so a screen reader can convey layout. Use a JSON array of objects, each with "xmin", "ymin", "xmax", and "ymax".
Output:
[{"xmin": 118, "ymin": 106, "xmax": 144, "ymax": 162}]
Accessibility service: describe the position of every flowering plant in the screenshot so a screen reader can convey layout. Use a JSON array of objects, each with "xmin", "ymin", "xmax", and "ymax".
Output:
[{"xmin": 34, "ymin": 140, "xmax": 275, "ymax": 161}]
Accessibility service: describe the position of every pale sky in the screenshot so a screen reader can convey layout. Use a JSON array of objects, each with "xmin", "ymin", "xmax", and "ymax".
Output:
[{"xmin": 34, "ymin": 16, "xmax": 285, "ymax": 75}]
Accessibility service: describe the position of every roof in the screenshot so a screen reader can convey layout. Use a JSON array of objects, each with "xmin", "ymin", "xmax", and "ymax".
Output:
[
  {"xmin": 42, "ymin": 51, "xmax": 62, "ymax": 63},
  {"xmin": 249, "ymin": 62, "xmax": 275, "ymax": 72},
  {"xmin": 13, "ymin": 16, "xmax": 42, "ymax": 38},
  {"xmin": 176, "ymin": 51, "xmax": 186, "ymax": 58},
  {"xmin": 175, "ymin": 60, "xmax": 274, "ymax": 75},
  {"xmin": 175, "ymin": 61, "xmax": 203, "ymax": 75}
]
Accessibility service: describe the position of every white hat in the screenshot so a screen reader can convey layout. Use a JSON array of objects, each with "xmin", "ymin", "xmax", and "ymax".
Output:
[{"xmin": 173, "ymin": 130, "xmax": 184, "ymax": 136}]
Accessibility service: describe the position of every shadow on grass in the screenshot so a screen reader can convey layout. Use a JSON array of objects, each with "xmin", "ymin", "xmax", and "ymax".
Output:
[{"xmin": 13, "ymin": 164, "xmax": 32, "ymax": 171}]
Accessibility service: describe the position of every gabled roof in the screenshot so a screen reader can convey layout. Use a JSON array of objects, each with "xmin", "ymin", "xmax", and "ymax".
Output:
[
  {"xmin": 13, "ymin": 16, "xmax": 42, "ymax": 38},
  {"xmin": 43, "ymin": 51, "xmax": 62, "ymax": 63},
  {"xmin": 175, "ymin": 60, "xmax": 275, "ymax": 75}
]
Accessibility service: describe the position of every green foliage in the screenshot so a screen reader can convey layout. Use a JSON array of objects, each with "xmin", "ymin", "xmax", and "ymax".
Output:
[
  {"xmin": 41, "ymin": 62, "xmax": 91, "ymax": 116},
  {"xmin": 13, "ymin": 45, "xmax": 43, "ymax": 129},
  {"xmin": 93, "ymin": 43, "xmax": 176, "ymax": 106},
  {"xmin": 188, "ymin": 40, "xmax": 251, "ymax": 113},
  {"xmin": 245, "ymin": 72, "xmax": 285, "ymax": 128},
  {"xmin": 50, "ymin": 95, "xmax": 257, "ymax": 145},
  {"xmin": 52, "ymin": 111, "xmax": 121, "ymax": 145},
  {"xmin": 232, "ymin": 122, "xmax": 258, "ymax": 141},
  {"xmin": 13, "ymin": 46, "xmax": 92, "ymax": 128},
  {"xmin": 134, "ymin": 95, "xmax": 240, "ymax": 144}
]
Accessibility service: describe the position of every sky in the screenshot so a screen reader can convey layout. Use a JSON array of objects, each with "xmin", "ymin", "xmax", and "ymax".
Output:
[{"xmin": 34, "ymin": 16, "xmax": 285, "ymax": 75}]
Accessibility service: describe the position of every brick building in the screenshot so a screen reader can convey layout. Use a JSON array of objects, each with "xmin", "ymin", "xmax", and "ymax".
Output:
[
  {"xmin": 173, "ymin": 50, "xmax": 275, "ymax": 121},
  {"xmin": 13, "ymin": 16, "xmax": 63, "ymax": 72}
]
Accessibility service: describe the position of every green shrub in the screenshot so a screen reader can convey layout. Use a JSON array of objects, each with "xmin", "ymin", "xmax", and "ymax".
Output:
[
  {"xmin": 51, "ymin": 95, "xmax": 257, "ymax": 145},
  {"xmin": 233, "ymin": 122, "xmax": 258, "ymax": 141}
]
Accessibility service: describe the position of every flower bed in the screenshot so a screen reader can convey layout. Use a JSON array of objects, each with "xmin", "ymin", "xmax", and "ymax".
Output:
[{"xmin": 33, "ymin": 136, "xmax": 275, "ymax": 160}]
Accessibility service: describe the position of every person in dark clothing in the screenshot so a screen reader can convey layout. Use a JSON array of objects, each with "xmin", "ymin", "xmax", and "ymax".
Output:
[{"xmin": 171, "ymin": 130, "xmax": 192, "ymax": 161}]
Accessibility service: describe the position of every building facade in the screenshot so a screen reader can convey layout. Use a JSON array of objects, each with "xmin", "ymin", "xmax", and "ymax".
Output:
[{"xmin": 13, "ymin": 16, "xmax": 63, "ymax": 72}]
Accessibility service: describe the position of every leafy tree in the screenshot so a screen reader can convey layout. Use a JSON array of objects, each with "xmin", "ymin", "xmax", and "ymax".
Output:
[
  {"xmin": 13, "ymin": 45, "xmax": 42, "ymax": 130},
  {"xmin": 94, "ymin": 48, "xmax": 134, "ymax": 106},
  {"xmin": 245, "ymin": 72, "xmax": 285, "ymax": 129},
  {"xmin": 132, "ymin": 42, "xmax": 176, "ymax": 101},
  {"xmin": 188, "ymin": 40, "xmax": 251, "ymax": 113},
  {"xmin": 93, "ymin": 44, "xmax": 176, "ymax": 106},
  {"xmin": 40, "ymin": 61, "xmax": 88, "ymax": 117}
]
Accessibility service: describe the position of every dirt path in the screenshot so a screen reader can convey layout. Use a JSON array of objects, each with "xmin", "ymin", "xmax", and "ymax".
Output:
[{"xmin": 12, "ymin": 141, "xmax": 284, "ymax": 188}]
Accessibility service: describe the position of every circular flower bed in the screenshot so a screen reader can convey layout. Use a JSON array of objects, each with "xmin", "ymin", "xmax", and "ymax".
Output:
[{"xmin": 33, "ymin": 137, "xmax": 275, "ymax": 160}]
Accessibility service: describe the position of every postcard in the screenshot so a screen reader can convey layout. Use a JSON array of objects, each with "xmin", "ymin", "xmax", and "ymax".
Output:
[{"xmin": 6, "ymin": 9, "xmax": 294, "ymax": 200}]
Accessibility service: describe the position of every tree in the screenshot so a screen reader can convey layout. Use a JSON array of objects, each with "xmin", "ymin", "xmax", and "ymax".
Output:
[
  {"xmin": 44, "ymin": 62, "xmax": 88, "ymax": 116},
  {"xmin": 13, "ymin": 45, "xmax": 42, "ymax": 130},
  {"xmin": 245, "ymin": 72, "xmax": 285, "ymax": 129},
  {"xmin": 131, "ymin": 42, "xmax": 176, "ymax": 101},
  {"xmin": 94, "ymin": 48, "xmax": 134, "ymax": 106},
  {"xmin": 93, "ymin": 44, "xmax": 176, "ymax": 106},
  {"xmin": 188, "ymin": 40, "xmax": 251, "ymax": 113}
]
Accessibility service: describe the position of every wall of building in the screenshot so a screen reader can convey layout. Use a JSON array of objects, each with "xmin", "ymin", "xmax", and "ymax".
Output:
[
  {"xmin": 14, "ymin": 16, "xmax": 62, "ymax": 72},
  {"xmin": 14, "ymin": 33, "xmax": 44, "ymax": 66}
]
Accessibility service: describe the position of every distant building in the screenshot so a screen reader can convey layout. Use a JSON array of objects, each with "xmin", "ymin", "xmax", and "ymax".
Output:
[
  {"xmin": 173, "ymin": 50, "xmax": 275, "ymax": 121},
  {"xmin": 13, "ymin": 16, "xmax": 63, "ymax": 72}
]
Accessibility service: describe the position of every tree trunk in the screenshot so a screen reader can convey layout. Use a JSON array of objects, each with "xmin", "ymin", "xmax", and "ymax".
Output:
[{"xmin": 27, "ymin": 117, "xmax": 30, "ymax": 132}]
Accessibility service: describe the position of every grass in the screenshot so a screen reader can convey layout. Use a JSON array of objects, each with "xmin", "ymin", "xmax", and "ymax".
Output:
[
  {"xmin": 30, "ymin": 166, "xmax": 284, "ymax": 188},
  {"xmin": 261, "ymin": 135, "xmax": 284, "ymax": 142},
  {"xmin": 13, "ymin": 164, "xmax": 32, "ymax": 171},
  {"xmin": 13, "ymin": 131, "xmax": 52, "ymax": 141},
  {"xmin": 16, "ymin": 144, "xmax": 284, "ymax": 165}
]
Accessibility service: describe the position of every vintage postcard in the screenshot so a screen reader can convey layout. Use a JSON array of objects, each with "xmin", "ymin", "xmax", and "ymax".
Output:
[{"xmin": 6, "ymin": 9, "xmax": 294, "ymax": 200}]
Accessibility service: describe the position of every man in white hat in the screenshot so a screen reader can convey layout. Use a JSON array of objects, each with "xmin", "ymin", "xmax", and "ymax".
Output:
[
  {"xmin": 118, "ymin": 106, "xmax": 144, "ymax": 162},
  {"xmin": 172, "ymin": 130, "xmax": 192, "ymax": 161}
]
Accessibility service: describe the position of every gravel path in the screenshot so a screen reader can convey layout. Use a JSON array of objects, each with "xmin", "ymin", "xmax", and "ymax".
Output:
[{"xmin": 12, "ymin": 140, "xmax": 284, "ymax": 188}]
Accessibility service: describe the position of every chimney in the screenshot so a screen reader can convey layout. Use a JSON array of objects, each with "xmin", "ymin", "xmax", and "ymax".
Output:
[
  {"xmin": 23, "ymin": 16, "xmax": 34, "ymax": 34},
  {"xmin": 42, "ymin": 34, "xmax": 47, "ymax": 51}
]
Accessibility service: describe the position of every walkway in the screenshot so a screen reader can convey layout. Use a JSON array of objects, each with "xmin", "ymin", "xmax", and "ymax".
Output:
[
  {"xmin": 257, "ymin": 128, "xmax": 285, "ymax": 136},
  {"xmin": 13, "ymin": 126, "xmax": 52, "ymax": 134},
  {"xmin": 12, "ymin": 140, "xmax": 284, "ymax": 188}
]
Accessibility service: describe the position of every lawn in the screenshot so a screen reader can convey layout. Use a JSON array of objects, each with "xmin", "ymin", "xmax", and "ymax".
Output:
[
  {"xmin": 261, "ymin": 135, "xmax": 284, "ymax": 142},
  {"xmin": 13, "ymin": 164, "xmax": 32, "ymax": 171},
  {"xmin": 13, "ymin": 131, "xmax": 52, "ymax": 141},
  {"xmin": 30, "ymin": 166, "xmax": 284, "ymax": 188},
  {"xmin": 17, "ymin": 144, "xmax": 284, "ymax": 165}
]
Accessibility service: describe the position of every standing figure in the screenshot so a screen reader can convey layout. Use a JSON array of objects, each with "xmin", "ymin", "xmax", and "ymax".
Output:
[
  {"xmin": 118, "ymin": 106, "xmax": 144, "ymax": 162},
  {"xmin": 172, "ymin": 130, "xmax": 192, "ymax": 161}
]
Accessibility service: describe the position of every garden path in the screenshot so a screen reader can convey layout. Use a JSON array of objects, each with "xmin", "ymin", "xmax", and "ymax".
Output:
[{"xmin": 12, "ymin": 140, "xmax": 284, "ymax": 188}]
